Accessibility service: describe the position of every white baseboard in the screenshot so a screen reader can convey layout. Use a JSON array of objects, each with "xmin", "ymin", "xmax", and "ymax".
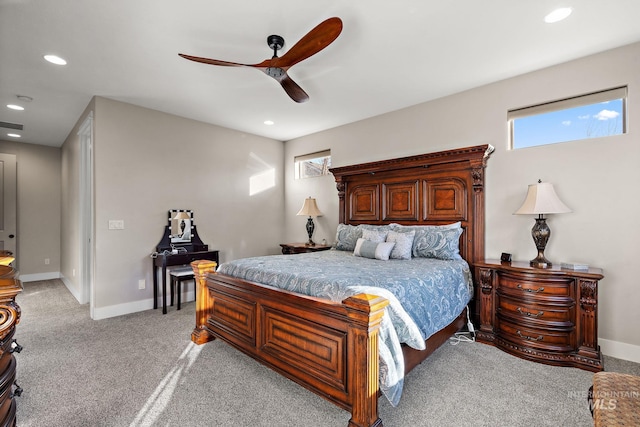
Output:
[
  {"xmin": 92, "ymin": 289, "xmax": 196, "ymax": 320},
  {"xmin": 60, "ymin": 274, "xmax": 84, "ymax": 304},
  {"xmin": 93, "ymin": 298, "xmax": 154, "ymax": 320},
  {"xmin": 600, "ymin": 338, "xmax": 640, "ymax": 364},
  {"xmin": 19, "ymin": 271, "xmax": 61, "ymax": 282}
]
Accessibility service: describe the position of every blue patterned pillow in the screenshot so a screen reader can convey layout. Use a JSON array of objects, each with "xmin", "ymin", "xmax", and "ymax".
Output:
[
  {"xmin": 362, "ymin": 228, "xmax": 388, "ymax": 243},
  {"xmin": 412, "ymin": 227, "xmax": 463, "ymax": 260},
  {"xmin": 334, "ymin": 224, "xmax": 362, "ymax": 251},
  {"xmin": 360, "ymin": 224, "xmax": 397, "ymax": 233},
  {"xmin": 386, "ymin": 230, "xmax": 415, "ymax": 260},
  {"xmin": 353, "ymin": 238, "xmax": 395, "ymax": 261}
]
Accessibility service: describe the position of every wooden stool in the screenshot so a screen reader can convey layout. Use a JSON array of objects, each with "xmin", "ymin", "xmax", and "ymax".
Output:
[{"xmin": 169, "ymin": 267, "xmax": 195, "ymax": 310}]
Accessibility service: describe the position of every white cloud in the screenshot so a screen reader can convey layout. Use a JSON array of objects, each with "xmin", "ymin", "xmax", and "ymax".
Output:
[
  {"xmin": 562, "ymin": 120, "xmax": 571, "ymax": 126},
  {"xmin": 594, "ymin": 109, "xmax": 619, "ymax": 121},
  {"xmin": 578, "ymin": 115, "xmax": 590, "ymax": 120}
]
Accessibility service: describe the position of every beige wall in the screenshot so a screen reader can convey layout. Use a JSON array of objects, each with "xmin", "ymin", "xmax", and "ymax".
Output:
[
  {"xmin": 0, "ymin": 140, "xmax": 61, "ymax": 276},
  {"xmin": 61, "ymin": 97, "xmax": 284, "ymax": 318},
  {"xmin": 285, "ymin": 42, "xmax": 640, "ymax": 361}
]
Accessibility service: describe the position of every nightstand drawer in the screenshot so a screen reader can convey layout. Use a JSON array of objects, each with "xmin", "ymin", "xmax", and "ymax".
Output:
[
  {"xmin": 497, "ymin": 319, "xmax": 574, "ymax": 353},
  {"xmin": 497, "ymin": 294, "xmax": 574, "ymax": 326},
  {"xmin": 498, "ymin": 274, "xmax": 573, "ymax": 298}
]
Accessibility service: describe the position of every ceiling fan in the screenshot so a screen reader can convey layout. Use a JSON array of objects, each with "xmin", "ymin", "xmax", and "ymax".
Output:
[{"xmin": 179, "ymin": 17, "xmax": 343, "ymax": 103}]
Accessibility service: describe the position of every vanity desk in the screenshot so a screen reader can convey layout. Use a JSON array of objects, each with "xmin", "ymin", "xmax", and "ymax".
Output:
[{"xmin": 153, "ymin": 210, "xmax": 219, "ymax": 314}]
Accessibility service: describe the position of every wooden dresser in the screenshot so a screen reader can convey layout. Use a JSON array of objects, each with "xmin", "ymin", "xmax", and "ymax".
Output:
[
  {"xmin": 0, "ymin": 265, "xmax": 22, "ymax": 426},
  {"xmin": 474, "ymin": 260, "xmax": 603, "ymax": 372}
]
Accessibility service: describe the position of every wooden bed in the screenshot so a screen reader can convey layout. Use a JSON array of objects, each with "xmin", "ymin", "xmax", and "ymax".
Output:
[{"xmin": 191, "ymin": 144, "xmax": 492, "ymax": 427}]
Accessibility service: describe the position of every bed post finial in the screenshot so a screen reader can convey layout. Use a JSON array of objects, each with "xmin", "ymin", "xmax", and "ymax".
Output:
[{"xmin": 190, "ymin": 260, "xmax": 218, "ymax": 344}]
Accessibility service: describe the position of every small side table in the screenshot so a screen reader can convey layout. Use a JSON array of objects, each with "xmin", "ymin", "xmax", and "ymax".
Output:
[{"xmin": 280, "ymin": 243, "xmax": 332, "ymax": 254}]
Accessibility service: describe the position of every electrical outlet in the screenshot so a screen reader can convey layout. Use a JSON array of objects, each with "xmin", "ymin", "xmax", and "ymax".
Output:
[
  {"xmin": 138, "ymin": 279, "xmax": 145, "ymax": 290},
  {"xmin": 44, "ymin": 258, "xmax": 50, "ymax": 265}
]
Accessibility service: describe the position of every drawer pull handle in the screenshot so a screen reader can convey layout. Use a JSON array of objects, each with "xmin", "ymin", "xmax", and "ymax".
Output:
[
  {"xmin": 517, "ymin": 284, "xmax": 545, "ymax": 293},
  {"xmin": 10, "ymin": 339, "xmax": 22, "ymax": 353},
  {"xmin": 517, "ymin": 307, "xmax": 544, "ymax": 318},
  {"xmin": 11, "ymin": 381, "xmax": 22, "ymax": 398},
  {"xmin": 517, "ymin": 330, "xmax": 543, "ymax": 341}
]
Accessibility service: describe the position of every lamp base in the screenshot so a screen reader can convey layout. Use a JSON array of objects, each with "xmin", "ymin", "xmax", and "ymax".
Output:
[
  {"xmin": 305, "ymin": 217, "xmax": 315, "ymax": 246},
  {"xmin": 530, "ymin": 254, "xmax": 552, "ymax": 269},
  {"xmin": 530, "ymin": 216, "xmax": 552, "ymax": 269}
]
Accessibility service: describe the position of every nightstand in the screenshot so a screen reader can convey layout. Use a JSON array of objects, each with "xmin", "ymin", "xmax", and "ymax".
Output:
[
  {"xmin": 280, "ymin": 243, "xmax": 332, "ymax": 255},
  {"xmin": 474, "ymin": 260, "xmax": 604, "ymax": 372}
]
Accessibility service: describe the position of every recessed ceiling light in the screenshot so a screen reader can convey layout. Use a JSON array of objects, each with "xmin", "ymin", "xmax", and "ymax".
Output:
[
  {"xmin": 264, "ymin": 120, "xmax": 274, "ymax": 126},
  {"xmin": 44, "ymin": 54, "xmax": 67, "ymax": 65},
  {"xmin": 7, "ymin": 105, "xmax": 24, "ymax": 111},
  {"xmin": 544, "ymin": 7, "xmax": 572, "ymax": 23},
  {"xmin": 7, "ymin": 134, "xmax": 21, "ymax": 138}
]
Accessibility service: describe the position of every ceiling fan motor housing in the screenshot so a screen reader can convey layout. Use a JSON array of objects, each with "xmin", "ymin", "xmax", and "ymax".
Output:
[{"xmin": 267, "ymin": 35, "xmax": 285, "ymax": 52}]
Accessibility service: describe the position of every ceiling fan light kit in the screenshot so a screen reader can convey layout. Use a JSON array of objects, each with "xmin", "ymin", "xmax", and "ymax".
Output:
[{"xmin": 179, "ymin": 17, "xmax": 343, "ymax": 103}]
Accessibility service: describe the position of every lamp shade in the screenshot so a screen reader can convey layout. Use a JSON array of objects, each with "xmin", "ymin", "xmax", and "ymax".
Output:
[
  {"xmin": 297, "ymin": 197, "xmax": 323, "ymax": 217},
  {"xmin": 174, "ymin": 211, "xmax": 191, "ymax": 220},
  {"xmin": 514, "ymin": 181, "xmax": 571, "ymax": 215}
]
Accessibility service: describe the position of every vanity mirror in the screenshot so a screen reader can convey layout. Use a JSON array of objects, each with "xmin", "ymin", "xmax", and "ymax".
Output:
[
  {"xmin": 155, "ymin": 209, "xmax": 207, "ymax": 253},
  {"xmin": 170, "ymin": 210, "xmax": 193, "ymax": 243}
]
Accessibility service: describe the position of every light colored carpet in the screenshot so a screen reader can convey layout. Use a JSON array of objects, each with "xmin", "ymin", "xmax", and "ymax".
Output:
[{"xmin": 13, "ymin": 279, "xmax": 639, "ymax": 426}]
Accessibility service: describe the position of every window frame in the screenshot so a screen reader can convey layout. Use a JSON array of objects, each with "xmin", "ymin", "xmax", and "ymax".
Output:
[
  {"xmin": 508, "ymin": 86, "xmax": 627, "ymax": 150},
  {"xmin": 294, "ymin": 149, "xmax": 331, "ymax": 180}
]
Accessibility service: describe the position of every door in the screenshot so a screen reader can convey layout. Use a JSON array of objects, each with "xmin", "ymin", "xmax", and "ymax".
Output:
[{"xmin": 0, "ymin": 154, "xmax": 17, "ymax": 261}]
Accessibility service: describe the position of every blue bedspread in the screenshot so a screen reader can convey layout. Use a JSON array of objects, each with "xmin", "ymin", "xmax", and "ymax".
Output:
[{"xmin": 217, "ymin": 249, "xmax": 472, "ymax": 405}]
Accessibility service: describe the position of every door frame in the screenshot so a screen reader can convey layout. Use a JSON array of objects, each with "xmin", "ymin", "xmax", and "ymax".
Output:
[
  {"xmin": 79, "ymin": 112, "xmax": 95, "ymax": 317},
  {"xmin": 0, "ymin": 154, "xmax": 17, "ymax": 263}
]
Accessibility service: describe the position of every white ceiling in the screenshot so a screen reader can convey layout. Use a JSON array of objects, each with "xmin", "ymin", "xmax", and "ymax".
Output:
[{"xmin": 2, "ymin": 1, "xmax": 640, "ymax": 147}]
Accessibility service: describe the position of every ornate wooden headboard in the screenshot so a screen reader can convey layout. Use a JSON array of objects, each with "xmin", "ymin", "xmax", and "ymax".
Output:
[{"xmin": 329, "ymin": 144, "xmax": 493, "ymax": 264}]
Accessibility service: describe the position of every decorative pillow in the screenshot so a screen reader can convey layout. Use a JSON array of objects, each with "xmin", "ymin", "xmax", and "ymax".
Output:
[
  {"xmin": 386, "ymin": 230, "xmax": 415, "ymax": 260},
  {"xmin": 334, "ymin": 224, "xmax": 362, "ymax": 251},
  {"xmin": 362, "ymin": 228, "xmax": 388, "ymax": 243},
  {"xmin": 335, "ymin": 224, "xmax": 397, "ymax": 251},
  {"xmin": 412, "ymin": 227, "xmax": 463, "ymax": 260},
  {"xmin": 353, "ymin": 238, "xmax": 395, "ymax": 261},
  {"xmin": 396, "ymin": 221, "xmax": 461, "ymax": 233},
  {"xmin": 359, "ymin": 224, "xmax": 397, "ymax": 233}
]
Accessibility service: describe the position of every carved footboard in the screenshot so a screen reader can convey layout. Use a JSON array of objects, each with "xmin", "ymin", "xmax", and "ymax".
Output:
[{"xmin": 191, "ymin": 260, "xmax": 387, "ymax": 427}]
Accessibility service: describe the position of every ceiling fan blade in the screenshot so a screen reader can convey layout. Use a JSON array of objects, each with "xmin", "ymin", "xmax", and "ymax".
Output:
[
  {"xmin": 277, "ymin": 73, "xmax": 309, "ymax": 103},
  {"xmin": 178, "ymin": 53, "xmax": 252, "ymax": 68},
  {"xmin": 275, "ymin": 17, "xmax": 343, "ymax": 68}
]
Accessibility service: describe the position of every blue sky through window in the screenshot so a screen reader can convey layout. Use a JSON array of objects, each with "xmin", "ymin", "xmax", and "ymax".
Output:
[{"xmin": 512, "ymin": 99, "xmax": 623, "ymax": 149}]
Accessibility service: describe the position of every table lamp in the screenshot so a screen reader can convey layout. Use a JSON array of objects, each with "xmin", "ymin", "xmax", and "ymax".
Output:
[
  {"xmin": 296, "ymin": 197, "xmax": 323, "ymax": 246},
  {"xmin": 514, "ymin": 180, "xmax": 571, "ymax": 268}
]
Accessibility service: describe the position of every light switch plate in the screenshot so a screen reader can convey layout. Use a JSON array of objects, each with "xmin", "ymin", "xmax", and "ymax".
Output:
[{"xmin": 108, "ymin": 220, "xmax": 124, "ymax": 230}]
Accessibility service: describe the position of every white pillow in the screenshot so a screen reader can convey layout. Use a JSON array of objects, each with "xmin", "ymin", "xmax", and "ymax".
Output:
[
  {"xmin": 386, "ymin": 230, "xmax": 415, "ymax": 260},
  {"xmin": 353, "ymin": 238, "xmax": 395, "ymax": 261}
]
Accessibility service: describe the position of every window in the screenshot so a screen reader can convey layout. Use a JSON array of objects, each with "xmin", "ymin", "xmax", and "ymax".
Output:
[
  {"xmin": 294, "ymin": 150, "xmax": 331, "ymax": 179},
  {"xmin": 509, "ymin": 86, "xmax": 627, "ymax": 149}
]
